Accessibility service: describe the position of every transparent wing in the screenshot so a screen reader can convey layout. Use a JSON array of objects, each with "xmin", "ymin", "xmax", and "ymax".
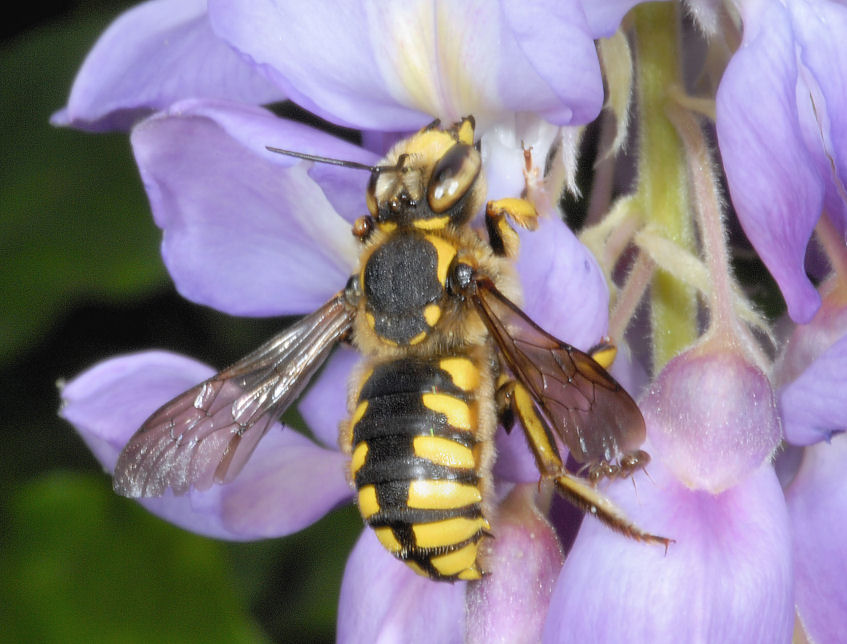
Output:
[
  {"xmin": 472, "ymin": 279, "xmax": 646, "ymax": 466},
  {"xmin": 113, "ymin": 291, "xmax": 356, "ymax": 498}
]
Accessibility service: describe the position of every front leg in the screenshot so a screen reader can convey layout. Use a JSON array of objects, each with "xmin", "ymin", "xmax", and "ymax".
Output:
[{"xmin": 485, "ymin": 197, "xmax": 538, "ymax": 258}]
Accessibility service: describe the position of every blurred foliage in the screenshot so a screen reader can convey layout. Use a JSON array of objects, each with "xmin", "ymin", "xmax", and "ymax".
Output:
[
  {"xmin": 1, "ymin": 3, "xmax": 166, "ymax": 362},
  {"xmin": 1, "ymin": 4, "xmax": 359, "ymax": 642},
  {"xmin": 1, "ymin": 472, "xmax": 266, "ymax": 643}
]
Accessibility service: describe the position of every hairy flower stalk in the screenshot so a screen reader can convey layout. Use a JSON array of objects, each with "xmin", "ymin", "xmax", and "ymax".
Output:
[
  {"xmin": 633, "ymin": 4, "xmax": 698, "ymax": 369},
  {"xmin": 57, "ymin": 1, "xmax": 847, "ymax": 641}
]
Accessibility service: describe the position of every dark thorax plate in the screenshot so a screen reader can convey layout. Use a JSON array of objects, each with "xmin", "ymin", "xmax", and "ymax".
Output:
[{"xmin": 363, "ymin": 232, "xmax": 445, "ymax": 345}]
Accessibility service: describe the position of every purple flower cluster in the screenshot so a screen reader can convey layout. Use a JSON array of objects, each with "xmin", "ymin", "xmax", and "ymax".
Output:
[{"xmin": 58, "ymin": 1, "xmax": 847, "ymax": 641}]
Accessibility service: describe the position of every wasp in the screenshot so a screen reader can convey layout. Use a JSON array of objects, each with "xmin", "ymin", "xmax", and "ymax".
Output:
[{"xmin": 113, "ymin": 117, "xmax": 669, "ymax": 582}]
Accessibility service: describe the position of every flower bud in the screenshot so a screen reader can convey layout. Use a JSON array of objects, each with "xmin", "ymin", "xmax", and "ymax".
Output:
[{"xmin": 644, "ymin": 348, "xmax": 781, "ymax": 493}]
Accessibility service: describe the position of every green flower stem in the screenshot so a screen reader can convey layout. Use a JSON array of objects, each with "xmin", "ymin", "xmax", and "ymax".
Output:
[{"xmin": 633, "ymin": 4, "xmax": 697, "ymax": 370}]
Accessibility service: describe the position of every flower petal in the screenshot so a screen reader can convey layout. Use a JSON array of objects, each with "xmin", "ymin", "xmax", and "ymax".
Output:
[
  {"xmin": 780, "ymin": 333, "xmax": 847, "ymax": 445},
  {"xmin": 480, "ymin": 115, "xmax": 561, "ymax": 202},
  {"xmin": 498, "ymin": 0, "xmax": 603, "ymax": 124},
  {"xmin": 466, "ymin": 485, "xmax": 563, "ymax": 644},
  {"xmin": 219, "ymin": 430, "xmax": 351, "ymax": 537},
  {"xmin": 517, "ymin": 216, "xmax": 610, "ymax": 351},
  {"xmin": 577, "ymin": 0, "xmax": 648, "ymax": 38},
  {"xmin": 61, "ymin": 351, "xmax": 214, "ymax": 467},
  {"xmin": 131, "ymin": 100, "xmax": 364, "ymax": 316},
  {"xmin": 494, "ymin": 426, "xmax": 541, "ymax": 484},
  {"xmin": 53, "ymin": 0, "xmax": 282, "ymax": 132},
  {"xmin": 716, "ymin": 2, "xmax": 823, "ymax": 323},
  {"xmin": 786, "ymin": 433, "xmax": 847, "ymax": 643},
  {"xmin": 476, "ymin": 117, "xmax": 609, "ymax": 350},
  {"xmin": 544, "ymin": 460, "xmax": 793, "ymax": 643},
  {"xmin": 307, "ymin": 162, "xmax": 380, "ymax": 224},
  {"xmin": 299, "ymin": 346, "xmax": 360, "ymax": 449},
  {"xmin": 60, "ymin": 351, "xmax": 349, "ymax": 539},
  {"xmin": 337, "ymin": 529, "xmax": 465, "ymax": 643},
  {"xmin": 644, "ymin": 347, "xmax": 781, "ymax": 493},
  {"xmin": 209, "ymin": 0, "xmax": 603, "ymax": 129},
  {"xmin": 788, "ymin": 0, "xmax": 847, "ymax": 237}
]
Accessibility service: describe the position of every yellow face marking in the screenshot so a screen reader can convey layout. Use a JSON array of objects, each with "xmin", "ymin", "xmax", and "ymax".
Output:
[
  {"xmin": 413, "ymin": 436, "xmax": 475, "ymax": 468},
  {"xmin": 422, "ymin": 393, "xmax": 473, "ymax": 430},
  {"xmin": 374, "ymin": 527, "xmax": 403, "ymax": 553},
  {"xmin": 413, "ymin": 516, "xmax": 486, "ymax": 549},
  {"xmin": 403, "ymin": 129, "xmax": 454, "ymax": 159},
  {"xmin": 365, "ymin": 312, "xmax": 376, "ymax": 330},
  {"xmin": 457, "ymin": 119, "xmax": 475, "ymax": 145},
  {"xmin": 412, "ymin": 215, "xmax": 451, "ymax": 230},
  {"xmin": 423, "ymin": 234, "xmax": 457, "ymax": 285},
  {"xmin": 408, "ymin": 330, "xmax": 428, "ymax": 345},
  {"xmin": 377, "ymin": 221, "xmax": 398, "ymax": 233},
  {"xmin": 350, "ymin": 442, "xmax": 368, "ymax": 476},
  {"xmin": 357, "ymin": 485, "xmax": 380, "ymax": 519},
  {"xmin": 407, "ymin": 480, "xmax": 481, "ymax": 510},
  {"xmin": 351, "ymin": 401, "xmax": 369, "ymax": 427},
  {"xmin": 439, "ymin": 357, "xmax": 479, "ymax": 391},
  {"xmin": 430, "ymin": 543, "xmax": 479, "ymax": 577},
  {"xmin": 423, "ymin": 303, "xmax": 442, "ymax": 327}
]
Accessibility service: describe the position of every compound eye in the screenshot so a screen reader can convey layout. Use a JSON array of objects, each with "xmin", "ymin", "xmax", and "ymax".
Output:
[{"xmin": 427, "ymin": 143, "xmax": 481, "ymax": 214}]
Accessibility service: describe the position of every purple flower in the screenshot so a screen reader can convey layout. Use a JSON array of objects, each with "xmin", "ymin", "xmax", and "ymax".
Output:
[
  {"xmin": 59, "ymin": 2, "xmax": 618, "ymax": 640},
  {"xmin": 775, "ymin": 278, "xmax": 847, "ymax": 446},
  {"xmin": 56, "ymin": 0, "xmax": 613, "ymax": 133},
  {"xmin": 57, "ymin": 0, "xmax": 847, "ymax": 641},
  {"xmin": 51, "ymin": 0, "xmax": 284, "ymax": 132},
  {"xmin": 715, "ymin": 3, "xmax": 847, "ymax": 634},
  {"xmin": 546, "ymin": 263, "xmax": 792, "ymax": 641},
  {"xmin": 60, "ymin": 96, "xmax": 607, "ymax": 639},
  {"xmin": 62, "ymin": 350, "xmax": 352, "ymax": 539},
  {"xmin": 773, "ymin": 278, "xmax": 847, "ymax": 639},
  {"xmin": 548, "ymin": 456, "xmax": 792, "ymax": 643},
  {"xmin": 784, "ymin": 433, "xmax": 847, "ymax": 643},
  {"xmin": 716, "ymin": 0, "xmax": 847, "ymax": 324}
]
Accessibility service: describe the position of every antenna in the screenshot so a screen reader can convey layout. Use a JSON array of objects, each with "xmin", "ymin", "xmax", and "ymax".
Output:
[
  {"xmin": 264, "ymin": 147, "xmax": 376, "ymax": 172},
  {"xmin": 265, "ymin": 146, "xmax": 405, "ymax": 175}
]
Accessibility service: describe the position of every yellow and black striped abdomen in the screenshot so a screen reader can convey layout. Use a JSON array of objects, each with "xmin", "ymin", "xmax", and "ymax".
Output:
[{"xmin": 350, "ymin": 355, "xmax": 490, "ymax": 581}]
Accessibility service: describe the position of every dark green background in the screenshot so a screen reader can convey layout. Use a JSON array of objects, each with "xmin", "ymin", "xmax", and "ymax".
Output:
[{"xmin": 1, "ymin": 3, "xmax": 361, "ymax": 642}]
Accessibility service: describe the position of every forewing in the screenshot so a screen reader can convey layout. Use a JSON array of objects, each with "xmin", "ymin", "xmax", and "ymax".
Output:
[
  {"xmin": 113, "ymin": 292, "xmax": 356, "ymax": 498},
  {"xmin": 473, "ymin": 280, "xmax": 645, "ymax": 465}
]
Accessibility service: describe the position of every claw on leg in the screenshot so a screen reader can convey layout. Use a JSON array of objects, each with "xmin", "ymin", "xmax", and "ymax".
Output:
[
  {"xmin": 553, "ymin": 470, "xmax": 672, "ymax": 548},
  {"xmin": 497, "ymin": 377, "xmax": 672, "ymax": 548}
]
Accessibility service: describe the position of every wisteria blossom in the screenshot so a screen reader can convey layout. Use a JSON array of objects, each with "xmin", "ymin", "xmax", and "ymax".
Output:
[{"xmin": 58, "ymin": 1, "xmax": 847, "ymax": 642}]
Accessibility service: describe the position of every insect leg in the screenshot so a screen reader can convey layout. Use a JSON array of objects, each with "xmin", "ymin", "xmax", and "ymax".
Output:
[
  {"xmin": 499, "ymin": 378, "xmax": 671, "ymax": 547},
  {"xmin": 579, "ymin": 338, "xmax": 653, "ymax": 483},
  {"xmin": 494, "ymin": 373, "xmax": 516, "ymax": 433},
  {"xmin": 484, "ymin": 197, "xmax": 538, "ymax": 258},
  {"xmin": 586, "ymin": 336, "xmax": 617, "ymax": 370}
]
